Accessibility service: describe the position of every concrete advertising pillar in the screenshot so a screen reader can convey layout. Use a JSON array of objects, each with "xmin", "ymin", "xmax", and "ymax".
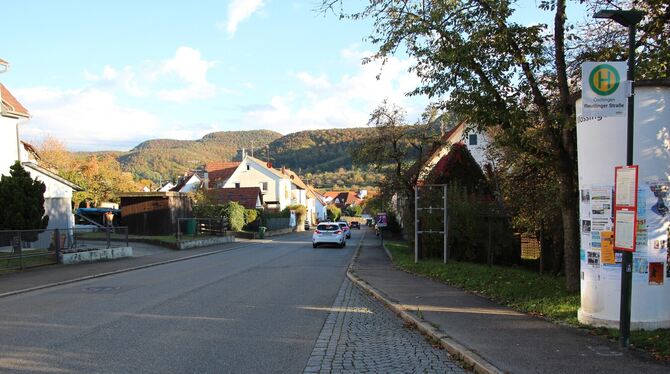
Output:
[{"xmin": 576, "ymin": 81, "xmax": 670, "ymax": 329}]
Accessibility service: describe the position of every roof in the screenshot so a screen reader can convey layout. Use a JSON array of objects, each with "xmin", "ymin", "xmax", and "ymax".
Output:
[
  {"xmin": 21, "ymin": 141, "xmax": 41, "ymax": 161},
  {"xmin": 1, "ymin": 83, "xmax": 30, "ymax": 118},
  {"xmin": 245, "ymin": 155, "xmax": 289, "ymax": 179},
  {"xmin": 205, "ymin": 162, "xmax": 240, "ymax": 184},
  {"xmin": 323, "ymin": 191, "xmax": 361, "ymax": 206},
  {"xmin": 306, "ymin": 185, "xmax": 327, "ymax": 205},
  {"xmin": 281, "ymin": 168, "xmax": 308, "ymax": 190},
  {"xmin": 21, "ymin": 162, "xmax": 84, "ymax": 191},
  {"xmin": 170, "ymin": 172, "xmax": 201, "ymax": 191},
  {"xmin": 206, "ymin": 187, "xmax": 263, "ymax": 209}
]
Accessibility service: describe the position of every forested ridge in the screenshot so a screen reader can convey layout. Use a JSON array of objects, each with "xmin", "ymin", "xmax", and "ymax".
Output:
[{"xmin": 82, "ymin": 128, "xmax": 386, "ymax": 188}]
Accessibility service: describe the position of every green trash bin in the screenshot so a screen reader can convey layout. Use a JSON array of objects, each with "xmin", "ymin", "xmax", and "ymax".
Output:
[
  {"xmin": 183, "ymin": 218, "xmax": 197, "ymax": 235},
  {"xmin": 258, "ymin": 226, "xmax": 267, "ymax": 239}
]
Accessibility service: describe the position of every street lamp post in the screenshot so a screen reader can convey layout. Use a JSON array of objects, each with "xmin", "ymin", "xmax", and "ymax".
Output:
[{"xmin": 593, "ymin": 8, "xmax": 645, "ymax": 349}]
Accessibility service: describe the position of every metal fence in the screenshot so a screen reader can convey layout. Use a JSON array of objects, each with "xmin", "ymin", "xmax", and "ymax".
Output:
[
  {"xmin": 0, "ymin": 226, "xmax": 129, "ymax": 272},
  {"xmin": 176, "ymin": 218, "xmax": 228, "ymax": 242},
  {"xmin": 265, "ymin": 217, "xmax": 290, "ymax": 231}
]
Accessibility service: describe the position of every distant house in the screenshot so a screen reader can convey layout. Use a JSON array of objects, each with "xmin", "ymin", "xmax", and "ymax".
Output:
[
  {"xmin": 213, "ymin": 155, "xmax": 308, "ymax": 211},
  {"xmin": 306, "ymin": 185, "xmax": 327, "ymax": 223},
  {"xmin": 1, "ymin": 77, "xmax": 83, "ymax": 232},
  {"xmin": 170, "ymin": 172, "xmax": 203, "ymax": 193},
  {"xmin": 416, "ymin": 121, "xmax": 490, "ymax": 184},
  {"xmin": 206, "ymin": 187, "xmax": 263, "ymax": 209},
  {"xmin": 323, "ymin": 191, "xmax": 363, "ymax": 211}
]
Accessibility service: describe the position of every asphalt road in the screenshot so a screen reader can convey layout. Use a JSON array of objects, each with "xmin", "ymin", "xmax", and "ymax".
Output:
[{"xmin": 0, "ymin": 231, "xmax": 359, "ymax": 373}]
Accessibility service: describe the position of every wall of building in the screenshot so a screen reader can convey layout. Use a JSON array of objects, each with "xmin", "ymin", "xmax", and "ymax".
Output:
[{"xmin": 0, "ymin": 116, "xmax": 19, "ymax": 176}]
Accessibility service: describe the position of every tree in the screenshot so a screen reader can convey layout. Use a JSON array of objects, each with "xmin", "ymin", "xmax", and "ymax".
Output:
[
  {"xmin": 352, "ymin": 102, "xmax": 445, "ymax": 241},
  {"xmin": 0, "ymin": 162, "xmax": 49, "ymax": 231},
  {"xmin": 320, "ymin": 0, "xmax": 584, "ymax": 291}
]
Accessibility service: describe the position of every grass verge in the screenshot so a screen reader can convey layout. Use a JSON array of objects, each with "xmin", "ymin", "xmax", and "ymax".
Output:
[{"xmin": 385, "ymin": 240, "xmax": 670, "ymax": 361}]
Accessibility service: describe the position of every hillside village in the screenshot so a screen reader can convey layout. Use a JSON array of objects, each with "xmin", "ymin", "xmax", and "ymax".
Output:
[{"xmin": 2, "ymin": 1, "xmax": 670, "ymax": 370}]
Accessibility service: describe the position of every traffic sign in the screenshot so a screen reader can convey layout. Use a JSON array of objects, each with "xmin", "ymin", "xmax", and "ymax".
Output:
[
  {"xmin": 375, "ymin": 212, "xmax": 388, "ymax": 228},
  {"xmin": 582, "ymin": 61, "xmax": 627, "ymax": 117}
]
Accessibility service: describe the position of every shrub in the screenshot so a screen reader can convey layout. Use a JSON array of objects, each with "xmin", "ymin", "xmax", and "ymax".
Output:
[
  {"xmin": 326, "ymin": 204, "xmax": 341, "ymax": 221},
  {"xmin": 244, "ymin": 209, "xmax": 260, "ymax": 231},
  {"xmin": 223, "ymin": 202, "xmax": 246, "ymax": 231}
]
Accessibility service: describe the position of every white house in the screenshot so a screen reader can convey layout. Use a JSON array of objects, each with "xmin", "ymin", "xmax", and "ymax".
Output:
[
  {"xmin": 417, "ymin": 121, "xmax": 490, "ymax": 183},
  {"xmin": 171, "ymin": 172, "xmax": 202, "ymax": 193},
  {"xmin": 1, "ymin": 77, "xmax": 83, "ymax": 232},
  {"xmin": 217, "ymin": 155, "xmax": 308, "ymax": 211}
]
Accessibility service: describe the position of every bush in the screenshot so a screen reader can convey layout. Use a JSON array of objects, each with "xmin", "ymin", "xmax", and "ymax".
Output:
[
  {"xmin": 193, "ymin": 201, "xmax": 245, "ymax": 232},
  {"xmin": 326, "ymin": 204, "xmax": 341, "ymax": 221},
  {"xmin": 223, "ymin": 202, "xmax": 246, "ymax": 231},
  {"xmin": 244, "ymin": 209, "xmax": 260, "ymax": 231}
]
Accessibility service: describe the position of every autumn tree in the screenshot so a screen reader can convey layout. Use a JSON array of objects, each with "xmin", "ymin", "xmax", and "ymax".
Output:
[{"xmin": 321, "ymin": 0, "xmax": 583, "ymax": 291}]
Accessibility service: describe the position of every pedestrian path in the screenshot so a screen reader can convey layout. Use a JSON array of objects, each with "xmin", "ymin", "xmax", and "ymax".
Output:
[
  {"xmin": 304, "ymin": 277, "xmax": 465, "ymax": 374},
  {"xmin": 350, "ymin": 233, "xmax": 670, "ymax": 374}
]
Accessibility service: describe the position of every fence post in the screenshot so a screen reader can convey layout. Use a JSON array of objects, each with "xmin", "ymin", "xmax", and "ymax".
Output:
[
  {"xmin": 54, "ymin": 229, "xmax": 61, "ymax": 264},
  {"xmin": 106, "ymin": 226, "xmax": 111, "ymax": 249},
  {"xmin": 125, "ymin": 227, "xmax": 129, "ymax": 247}
]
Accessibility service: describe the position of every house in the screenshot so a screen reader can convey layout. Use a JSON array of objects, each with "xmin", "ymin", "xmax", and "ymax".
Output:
[
  {"xmin": 306, "ymin": 185, "xmax": 328, "ymax": 223},
  {"xmin": 170, "ymin": 172, "xmax": 203, "ymax": 193},
  {"xmin": 323, "ymin": 191, "xmax": 363, "ymax": 211},
  {"xmin": 1, "ymin": 76, "xmax": 83, "ymax": 233},
  {"xmin": 205, "ymin": 161, "xmax": 240, "ymax": 188},
  {"xmin": 416, "ymin": 121, "xmax": 490, "ymax": 183},
  {"xmin": 213, "ymin": 155, "xmax": 307, "ymax": 211},
  {"xmin": 205, "ymin": 187, "xmax": 263, "ymax": 209}
]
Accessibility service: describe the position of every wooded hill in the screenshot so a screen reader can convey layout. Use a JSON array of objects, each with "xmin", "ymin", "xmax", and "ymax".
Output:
[{"xmin": 102, "ymin": 128, "xmax": 377, "ymax": 186}]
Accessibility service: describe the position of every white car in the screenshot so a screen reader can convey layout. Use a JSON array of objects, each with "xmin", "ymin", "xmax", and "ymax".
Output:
[
  {"xmin": 337, "ymin": 221, "xmax": 351, "ymax": 239},
  {"xmin": 312, "ymin": 222, "xmax": 346, "ymax": 248}
]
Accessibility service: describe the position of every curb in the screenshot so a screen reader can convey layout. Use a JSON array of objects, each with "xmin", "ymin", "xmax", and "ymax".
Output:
[
  {"xmin": 346, "ymin": 238, "xmax": 503, "ymax": 374},
  {"xmin": 0, "ymin": 242, "xmax": 257, "ymax": 299}
]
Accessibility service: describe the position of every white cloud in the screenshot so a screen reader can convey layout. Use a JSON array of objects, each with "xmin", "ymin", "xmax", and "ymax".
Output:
[
  {"xmin": 156, "ymin": 46, "xmax": 217, "ymax": 102},
  {"xmin": 15, "ymin": 86, "xmax": 162, "ymax": 151},
  {"xmin": 223, "ymin": 0, "xmax": 265, "ymax": 36},
  {"xmin": 242, "ymin": 48, "xmax": 428, "ymax": 134}
]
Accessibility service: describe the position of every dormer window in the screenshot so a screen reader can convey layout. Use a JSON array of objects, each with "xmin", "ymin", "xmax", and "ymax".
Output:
[{"xmin": 246, "ymin": 165, "xmax": 250, "ymax": 171}]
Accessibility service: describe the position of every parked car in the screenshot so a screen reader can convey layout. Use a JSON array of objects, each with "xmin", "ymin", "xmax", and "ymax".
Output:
[
  {"xmin": 350, "ymin": 221, "xmax": 360, "ymax": 230},
  {"xmin": 312, "ymin": 222, "xmax": 346, "ymax": 248},
  {"xmin": 304, "ymin": 221, "xmax": 310, "ymax": 230},
  {"xmin": 337, "ymin": 221, "xmax": 351, "ymax": 239}
]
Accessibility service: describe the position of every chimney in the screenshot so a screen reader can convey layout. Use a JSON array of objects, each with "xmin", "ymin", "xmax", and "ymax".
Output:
[
  {"xmin": 242, "ymin": 148, "xmax": 246, "ymax": 158},
  {"xmin": 281, "ymin": 166, "xmax": 286, "ymax": 174}
]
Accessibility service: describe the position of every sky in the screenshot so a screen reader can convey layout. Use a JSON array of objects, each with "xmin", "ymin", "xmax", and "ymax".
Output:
[{"xmin": 1, "ymin": 1, "xmax": 588, "ymax": 151}]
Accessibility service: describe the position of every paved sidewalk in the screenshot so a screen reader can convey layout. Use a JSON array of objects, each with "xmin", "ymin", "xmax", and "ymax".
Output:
[
  {"xmin": 350, "ymin": 234, "xmax": 670, "ymax": 374},
  {"xmin": 0, "ymin": 239, "xmax": 255, "ymax": 296},
  {"xmin": 304, "ymin": 277, "xmax": 465, "ymax": 373}
]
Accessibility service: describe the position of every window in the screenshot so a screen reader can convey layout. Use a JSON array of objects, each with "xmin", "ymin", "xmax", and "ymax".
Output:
[
  {"xmin": 469, "ymin": 134, "xmax": 478, "ymax": 146},
  {"xmin": 246, "ymin": 164, "xmax": 250, "ymax": 171},
  {"xmin": 261, "ymin": 182, "xmax": 268, "ymax": 191},
  {"xmin": 235, "ymin": 183, "xmax": 240, "ymax": 188}
]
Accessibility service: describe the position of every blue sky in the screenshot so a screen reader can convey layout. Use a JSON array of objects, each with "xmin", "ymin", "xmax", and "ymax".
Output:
[{"xmin": 1, "ymin": 0, "xmax": 588, "ymax": 151}]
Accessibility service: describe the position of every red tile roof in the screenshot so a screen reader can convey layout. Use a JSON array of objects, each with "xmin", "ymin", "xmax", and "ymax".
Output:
[
  {"xmin": 0, "ymin": 83, "xmax": 29, "ymax": 118},
  {"xmin": 206, "ymin": 187, "xmax": 262, "ymax": 209},
  {"xmin": 323, "ymin": 191, "xmax": 361, "ymax": 206},
  {"xmin": 205, "ymin": 162, "xmax": 240, "ymax": 185}
]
